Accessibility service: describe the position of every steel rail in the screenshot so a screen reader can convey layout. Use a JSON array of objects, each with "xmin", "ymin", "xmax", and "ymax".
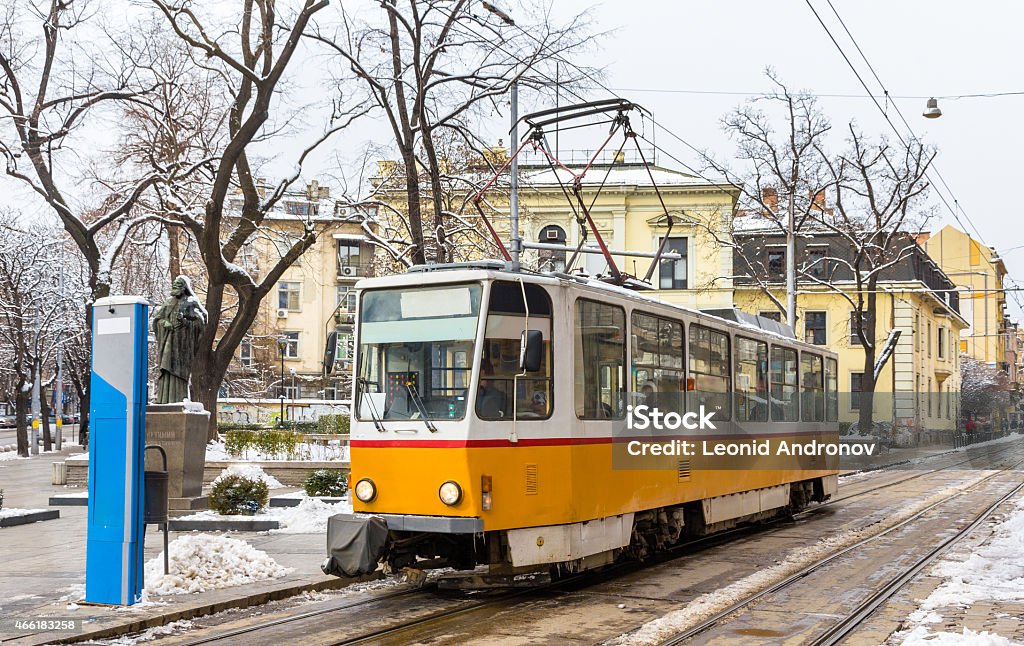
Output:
[
  {"xmin": 649, "ymin": 453, "xmax": 1024, "ymax": 646},
  {"xmin": 165, "ymin": 441, "xmax": 1024, "ymax": 646}
]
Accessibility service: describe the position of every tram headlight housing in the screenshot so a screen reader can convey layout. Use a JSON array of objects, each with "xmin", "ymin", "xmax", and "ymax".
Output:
[
  {"xmin": 438, "ymin": 480, "xmax": 463, "ymax": 506},
  {"xmin": 354, "ymin": 478, "xmax": 377, "ymax": 503}
]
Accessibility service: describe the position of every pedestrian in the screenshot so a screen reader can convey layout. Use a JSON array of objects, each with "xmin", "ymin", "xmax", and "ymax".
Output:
[{"xmin": 965, "ymin": 417, "xmax": 976, "ymax": 435}]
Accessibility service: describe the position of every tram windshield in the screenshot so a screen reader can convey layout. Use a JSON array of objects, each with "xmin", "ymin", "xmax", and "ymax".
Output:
[{"xmin": 356, "ymin": 283, "xmax": 482, "ymax": 421}]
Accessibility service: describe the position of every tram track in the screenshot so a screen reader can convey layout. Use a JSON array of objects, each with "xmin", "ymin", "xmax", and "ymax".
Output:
[
  {"xmin": 645, "ymin": 456, "xmax": 1024, "ymax": 646},
  {"xmin": 157, "ymin": 439, "xmax": 1024, "ymax": 646}
]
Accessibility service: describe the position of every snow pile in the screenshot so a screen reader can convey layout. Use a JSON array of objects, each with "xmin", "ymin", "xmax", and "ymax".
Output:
[
  {"xmin": 889, "ymin": 497, "xmax": 1024, "ymax": 644},
  {"xmin": 0, "ymin": 507, "xmax": 46, "ymax": 519},
  {"xmin": 98, "ymin": 618, "xmax": 195, "ymax": 645},
  {"xmin": 270, "ymin": 497, "xmax": 352, "ymax": 534},
  {"xmin": 0, "ymin": 451, "xmax": 26, "ymax": 461},
  {"xmin": 145, "ymin": 534, "xmax": 292, "ymax": 595},
  {"xmin": 612, "ymin": 474, "xmax": 998, "ymax": 646},
  {"xmin": 211, "ymin": 464, "xmax": 284, "ymax": 489},
  {"xmin": 897, "ymin": 625, "xmax": 1018, "ymax": 645}
]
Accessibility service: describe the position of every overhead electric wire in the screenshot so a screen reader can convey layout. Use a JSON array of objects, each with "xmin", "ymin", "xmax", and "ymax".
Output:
[
  {"xmin": 610, "ymin": 87, "xmax": 1024, "ymax": 100},
  {"xmin": 805, "ymin": 0, "xmax": 991, "ymax": 251}
]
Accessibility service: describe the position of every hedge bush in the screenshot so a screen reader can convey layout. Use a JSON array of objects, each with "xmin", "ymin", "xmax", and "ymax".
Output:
[
  {"xmin": 224, "ymin": 429, "xmax": 302, "ymax": 460},
  {"xmin": 317, "ymin": 414, "xmax": 350, "ymax": 434},
  {"xmin": 209, "ymin": 474, "xmax": 269, "ymax": 515},
  {"xmin": 303, "ymin": 469, "xmax": 348, "ymax": 497}
]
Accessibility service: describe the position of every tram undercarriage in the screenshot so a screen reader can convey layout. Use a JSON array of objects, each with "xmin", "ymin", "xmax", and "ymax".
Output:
[{"xmin": 323, "ymin": 475, "xmax": 837, "ymax": 587}]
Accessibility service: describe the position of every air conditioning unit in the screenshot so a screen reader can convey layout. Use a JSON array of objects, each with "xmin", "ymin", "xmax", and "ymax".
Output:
[
  {"xmin": 276, "ymin": 308, "xmax": 289, "ymax": 319},
  {"xmin": 341, "ymin": 266, "xmax": 359, "ymax": 278}
]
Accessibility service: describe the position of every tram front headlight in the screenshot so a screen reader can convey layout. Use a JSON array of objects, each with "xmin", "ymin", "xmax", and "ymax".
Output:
[
  {"xmin": 438, "ymin": 480, "xmax": 463, "ymax": 506},
  {"xmin": 354, "ymin": 478, "xmax": 377, "ymax": 503}
]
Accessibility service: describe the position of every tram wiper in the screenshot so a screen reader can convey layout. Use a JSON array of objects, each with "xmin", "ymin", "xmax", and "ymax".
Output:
[
  {"xmin": 357, "ymin": 378, "xmax": 385, "ymax": 432},
  {"xmin": 404, "ymin": 382, "xmax": 438, "ymax": 433}
]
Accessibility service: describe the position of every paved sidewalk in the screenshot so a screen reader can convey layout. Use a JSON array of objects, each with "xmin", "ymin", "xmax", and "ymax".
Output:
[{"xmin": 0, "ymin": 447, "xmax": 365, "ymax": 645}]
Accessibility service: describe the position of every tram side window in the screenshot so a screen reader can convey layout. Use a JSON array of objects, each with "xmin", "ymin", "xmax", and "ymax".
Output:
[
  {"xmin": 631, "ymin": 312, "xmax": 684, "ymax": 412},
  {"xmin": 825, "ymin": 357, "xmax": 839, "ymax": 422},
  {"xmin": 770, "ymin": 346, "xmax": 799, "ymax": 422},
  {"xmin": 576, "ymin": 299, "xmax": 626, "ymax": 419},
  {"xmin": 688, "ymin": 324, "xmax": 731, "ymax": 420},
  {"xmin": 801, "ymin": 353, "xmax": 825, "ymax": 422},
  {"xmin": 735, "ymin": 337, "xmax": 768, "ymax": 422},
  {"xmin": 477, "ymin": 282, "xmax": 553, "ymax": 420}
]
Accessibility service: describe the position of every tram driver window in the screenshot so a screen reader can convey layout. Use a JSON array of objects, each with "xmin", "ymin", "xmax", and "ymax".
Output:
[
  {"xmin": 476, "ymin": 282, "xmax": 553, "ymax": 421},
  {"xmin": 770, "ymin": 346, "xmax": 799, "ymax": 421},
  {"xmin": 575, "ymin": 300, "xmax": 626, "ymax": 419},
  {"xmin": 687, "ymin": 324, "xmax": 731, "ymax": 421}
]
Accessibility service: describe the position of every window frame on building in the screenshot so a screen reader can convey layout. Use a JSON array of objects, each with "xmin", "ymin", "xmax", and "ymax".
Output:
[
  {"xmin": 239, "ymin": 338, "xmax": 253, "ymax": 368},
  {"xmin": 278, "ymin": 281, "xmax": 301, "ymax": 311},
  {"xmin": 658, "ymin": 237, "xmax": 688, "ymax": 290},
  {"xmin": 849, "ymin": 311, "xmax": 863, "ymax": 346},
  {"xmin": 766, "ymin": 246, "xmax": 786, "ymax": 277},
  {"xmin": 804, "ymin": 311, "xmax": 827, "ymax": 345},
  {"xmin": 850, "ymin": 371, "xmax": 864, "ymax": 411},
  {"xmin": 282, "ymin": 331, "xmax": 300, "ymax": 359},
  {"xmin": 337, "ymin": 240, "xmax": 362, "ymax": 273}
]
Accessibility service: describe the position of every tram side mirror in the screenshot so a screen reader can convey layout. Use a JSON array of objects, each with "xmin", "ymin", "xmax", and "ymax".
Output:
[
  {"xmin": 519, "ymin": 330, "xmax": 543, "ymax": 373},
  {"xmin": 323, "ymin": 330, "xmax": 338, "ymax": 374}
]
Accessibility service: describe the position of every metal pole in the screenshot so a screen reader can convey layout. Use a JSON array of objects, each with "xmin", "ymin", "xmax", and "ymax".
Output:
[
  {"xmin": 786, "ymin": 191, "xmax": 797, "ymax": 329},
  {"xmin": 30, "ymin": 360, "xmax": 40, "ymax": 455},
  {"xmin": 279, "ymin": 340, "xmax": 285, "ymax": 428},
  {"xmin": 510, "ymin": 80, "xmax": 521, "ymax": 272},
  {"xmin": 54, "ymin": 266, "xmax": 64, "ymax": 449}
]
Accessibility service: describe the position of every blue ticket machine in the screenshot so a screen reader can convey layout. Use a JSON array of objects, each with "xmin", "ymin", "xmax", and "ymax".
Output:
[{"xmin": 85, "ymin": 296, "xmax": 149, "ymax": 605}]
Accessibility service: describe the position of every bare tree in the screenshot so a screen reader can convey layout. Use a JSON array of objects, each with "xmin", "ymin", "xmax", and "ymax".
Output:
[
  {"xmin": 315, "ymin": 0, "xmax": 596, "ymax": 265},
  {"xmin": 817, "ymin": 126, "xmax": 935, "ymax": 432},
  {"xmin": 706, "ymin": 70, "xmax": 833, "ymax": 322},
  {"xmin": 144, "ymin": 0, "xmax": 368, "ymax": 439}
]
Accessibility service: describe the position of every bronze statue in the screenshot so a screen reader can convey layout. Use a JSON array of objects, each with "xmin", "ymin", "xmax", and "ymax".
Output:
[{"xmin": 153, "ymin": 276, "xmax": 207, "ymax": 404}]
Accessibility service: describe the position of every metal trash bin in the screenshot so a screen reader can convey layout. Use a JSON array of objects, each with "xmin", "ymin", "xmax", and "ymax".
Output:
[{"xmin": 144, "ymin": 445, "xmax": 170, "ymax": 575}]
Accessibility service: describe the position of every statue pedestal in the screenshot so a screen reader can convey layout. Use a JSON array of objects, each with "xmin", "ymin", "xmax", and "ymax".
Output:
[{"xmin": 145, "ymin": 403, "xmax": 209, "ymax": 501}]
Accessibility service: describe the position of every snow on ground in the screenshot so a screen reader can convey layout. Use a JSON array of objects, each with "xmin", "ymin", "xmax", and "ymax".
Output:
[
  {"xmin": 612, "ymin": 473, "xmax": 1000, "ymax": 646},
  {"xmin": 888, "ymin": 495, "xmax": 1024, "ymax": 645},
  {"xmin": 897, "ymin": 625, "xmax": 1019, "ymax": 645},
  {"xmin": 88, "ymin": 618, "xmax": 195, "ymax": 645},
  {"xmin": 0, "ymin": 451, "xmax": 25, "ymax": 461},
  {"xmin": 144, "ymin": 534, "xmax": 292, "ymax": 595},
  {"xmin": 178, "ymin": 497, "xmax": 352, "ymax": 533},
  {"xmin": 211, "ymin": 464, "xmax": 284, "ymax": 489},
  {"xmin": 206, "ymin": 439, "xmax": 349, "ymax": 462},
  {"xmin": 953, "ymin": 432, "xmax": 1024, "ymax": 452},
  {"xmin": 0, "ymin": 507, "xmax": 46, "ymax": 519}
]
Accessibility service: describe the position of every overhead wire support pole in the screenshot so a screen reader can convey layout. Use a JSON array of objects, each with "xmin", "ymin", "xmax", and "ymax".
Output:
[
  {"xmin": 510, "ymin": 80, "xmax": 520, "ymax": 272},
  {"xmin": 787, "ymin": 191, "xmax": 797, "ymax": 329}
]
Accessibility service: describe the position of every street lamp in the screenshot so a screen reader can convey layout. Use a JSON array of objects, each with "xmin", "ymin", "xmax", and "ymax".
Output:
[
  {"xmin": 276, "ymin": 335, "xmax": 287, "ymax": 427},
  {"xmin": 923, "ymin": 97, "xmax": 942, "ymax": 119}
]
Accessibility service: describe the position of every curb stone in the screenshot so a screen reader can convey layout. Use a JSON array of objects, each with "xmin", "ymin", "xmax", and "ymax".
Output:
[{"xmin": 13, "ymin": 572, "xmax": 385, "ymax": 645}]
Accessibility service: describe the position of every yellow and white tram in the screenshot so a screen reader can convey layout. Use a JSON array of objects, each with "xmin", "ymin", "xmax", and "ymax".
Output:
[{"xmin": 324, "ymin": 261, "xmax": 839, "ymax": 581}]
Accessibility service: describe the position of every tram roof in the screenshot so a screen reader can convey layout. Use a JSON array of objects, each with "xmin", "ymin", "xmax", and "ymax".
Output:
[{"xmin": 356, "ymin": 262, "xmax": 833, "ymax": 355}]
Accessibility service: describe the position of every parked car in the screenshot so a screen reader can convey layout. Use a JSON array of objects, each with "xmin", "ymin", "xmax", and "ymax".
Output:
[{"xmin": 0, "ymin": 415, "xmax": 14, "ymax": 428}]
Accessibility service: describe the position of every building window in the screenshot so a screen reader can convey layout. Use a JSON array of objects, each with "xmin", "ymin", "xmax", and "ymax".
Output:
[
  {"xmin": 759, "ymin": 310, "xmax": 782, "ymax": 322},
  {"xmin": 658, "ymin": 238, "xmax": 688, "ymax": 289},
  {"xmin": 337, "ymin": 240, "xmax": 362, "ymax": 273},
  {"xmin": 849, "ymin": 311, "xmax": 863, "ymax": 346},
  {"xmin": 927, "ymin": 321, "xmax": 932, "ymax": 358},
  {"xmin": 278, "ymin": 281, "xmax": 301, "ymax": 311},
  {"xmin": 538, "ymin": 225, "xmax": 567, "ymax": 272},
  {"xmin": 766, "ymin": 247, "xmax": 786, "ymax": 276},
  {"xmin": 938, "ymin": 326, "xmax": 946, "ymax": 359},
  {"xmin": 280, "ymin": 331, "xmax": 299, "ymax": 358},
  {"xmin": 282, "ymin": 385, "xmax": 299, "ymax": 399},
  {"xmin": 334, "ymin": 329, "xmax": 352, "ymax": 362},
  {"xmin": 927, "ymin": 377, "xmax": 933, "ymax": 417},
  {"xmin": 285, "ymin": 201, "xmax": 314, "ymax": 216},
  {"xmin": 806, "ymin": 246, "xmax": 828, "ymax": 279},
  {"xmin": 239, "ymin": 338, "xmax": 253, "ymax": 368},
  {"xmin": 336, "ymin": 286, "xmax": 356, "ymax": 323},
  {"xmin": 805, "ymin": 311, "xmax": 827, "ymax": 345},
  {"xmin": 850, "ymin": 372, "xmax": 863, "ymax": 411}
]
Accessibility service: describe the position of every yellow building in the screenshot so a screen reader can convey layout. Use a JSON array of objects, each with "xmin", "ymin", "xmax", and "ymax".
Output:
[
  {"xmin": 727, "ymin": 225, "xmax": 969, "ymax": 435},
  {"xmin": 219, "ymin": 181, "xmax": 378, "ymax": 402},
  {"xmin": 924, "ymin": 225, "xmax": 1015, "ymax": 375}
]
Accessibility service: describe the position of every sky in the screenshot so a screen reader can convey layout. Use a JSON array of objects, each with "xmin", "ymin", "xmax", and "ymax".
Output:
[
  {"xmin": 531, "ymin": 0, "xmax": 1024, "ymax": 317},
  {"xmin": 3, "ymin": 0, "xmax": 1022, "ymax": 315}
]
